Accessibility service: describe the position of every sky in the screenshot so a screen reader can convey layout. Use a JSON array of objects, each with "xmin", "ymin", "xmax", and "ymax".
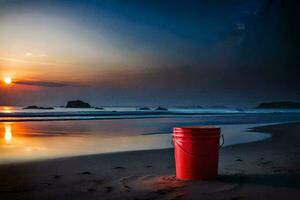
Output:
[{"xmin": 0, "ymin": 0, "xmax": 299, "ymax": 107}]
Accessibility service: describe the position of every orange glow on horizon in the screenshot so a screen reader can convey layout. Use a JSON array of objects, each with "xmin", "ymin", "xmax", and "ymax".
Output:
[{"xmin": 2, "ymin": 107, "xmax": 13, "ymax": 113}]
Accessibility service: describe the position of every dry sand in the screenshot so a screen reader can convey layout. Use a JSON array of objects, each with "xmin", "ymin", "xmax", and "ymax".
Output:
[{"xmin": 0, "ymin": 122, "xmax": 299, "ymax": 200}]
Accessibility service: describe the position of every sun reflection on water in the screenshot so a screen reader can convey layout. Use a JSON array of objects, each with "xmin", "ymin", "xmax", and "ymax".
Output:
[
  {"xmin": 0, "ymin": 121, "xmax": 172, "ymax": 163},
  {"xmin": 0, "ymin": 122, "xmax": 52, "ymax": 163},
  {"xmin": 4, "ymin": 124, "xmax": 12, "ymax": 142}
]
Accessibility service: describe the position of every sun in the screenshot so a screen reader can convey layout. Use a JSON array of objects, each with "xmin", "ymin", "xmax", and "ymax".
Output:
[{"xmin": 4, "ymin": 77, "xmax": 12, "ymax": 85}]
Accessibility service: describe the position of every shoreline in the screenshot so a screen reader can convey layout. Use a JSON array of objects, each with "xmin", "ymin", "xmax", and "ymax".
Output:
[
  {"xmin": 1, "ymin": 109, "xmax": 300, "ymax": 123},
  {"xmin": 0, "ymin": 123, "xmax": 273, "ymax": 165},
  {"xmin": 0, "ymin": 122, "xmax": 299, "ymax": 199}
]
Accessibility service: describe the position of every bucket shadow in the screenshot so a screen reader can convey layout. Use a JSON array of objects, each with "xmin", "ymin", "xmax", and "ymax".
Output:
[{"xmin": 218, "ymin": 173, "xmax": 300, "ymax": 188}]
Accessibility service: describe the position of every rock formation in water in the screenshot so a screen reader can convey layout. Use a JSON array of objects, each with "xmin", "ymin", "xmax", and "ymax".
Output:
[
  {"xmin": 257, "ymin": 101, "xmax": 300, "ymax": 109},
  {"xmin": 23, "ymin": 106, "xmax": 54, "ymax": 110},
  {"xmin": 155, "ymin": 106, "xmax": 168, "ymax": 111},
  {"xmin": 66, "ymin": 100, "xmax": 91, "ymax": 108}
]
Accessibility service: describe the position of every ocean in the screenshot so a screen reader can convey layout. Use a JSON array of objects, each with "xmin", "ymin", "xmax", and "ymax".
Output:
[{"xmin": 1, "ymin": 106, "xmax": 300, "ymax": 164}]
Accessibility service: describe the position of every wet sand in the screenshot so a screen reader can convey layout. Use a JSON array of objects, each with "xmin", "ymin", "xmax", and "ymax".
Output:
[{"xmin": 0, "ymin": 122, "xmax": 299, "ymax": 200}]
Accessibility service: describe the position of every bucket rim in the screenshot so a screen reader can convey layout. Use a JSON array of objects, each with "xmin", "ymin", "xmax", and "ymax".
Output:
[
  {"xmin": 173, "ymin": 126, "xmax": 220, "ymax": 132},
  {"xmin": 173, "ymin": 126, "xmax": 220, "ymax": 137}
]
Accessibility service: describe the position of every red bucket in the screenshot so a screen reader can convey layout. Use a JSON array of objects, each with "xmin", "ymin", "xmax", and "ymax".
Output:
[{"xmin": 173, "ymin": 126, "xmax": 222, "ymax": 180}]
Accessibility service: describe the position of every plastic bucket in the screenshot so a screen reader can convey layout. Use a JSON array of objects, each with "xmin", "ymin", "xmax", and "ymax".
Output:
[{"xmin": 173, "ymin": 126, "xmax": 222, "ymax": 180}]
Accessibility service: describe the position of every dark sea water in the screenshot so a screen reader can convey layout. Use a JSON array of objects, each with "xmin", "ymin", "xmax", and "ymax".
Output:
[{"xmin": 1, "ymin": 106, "xmax": 300, "ymax": 164}]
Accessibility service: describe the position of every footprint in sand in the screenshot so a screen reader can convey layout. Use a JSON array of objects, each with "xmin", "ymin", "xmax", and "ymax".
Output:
[
  {"xmin": 105, "ymin": 186, "xmax": 113, "ymax": 193},
  {"xmin": 121, "ymin": 175, "xmax": 185, "ymax": 197},
  {"xmin": 150, "ymin": 187, "xmax": 184, "ymax": 200},
  {"xmin": 112, "ymin": 166, "xmax": 126, "ymax": 170},
  {"xmin": 153, "ymin": 188, "xmax": 176, "ymax": 195},
  {"xmin": 53, "ymin": 175, "xmax": 62, "ymax": 179},
  {"xmin": 80, "ymin": 171, "xmax": 93, "ymax": 175},
  {"xmin": 258, "ymin": 160, "xmax": 272, "ymax": 166},
  {"xmin": 123, "ymin": 184, "xmax": 131, "ymax": 192},
  {"xmin": 120, "ymin": 177, "xmax": 132, "ymax": 192},
  {"xmin": 87, "ymin": 188, "xmax": 96, "ymax": 192},
  {"xmin": 271, "ymin": 166, "xmax": 297, "ymax": 173}
]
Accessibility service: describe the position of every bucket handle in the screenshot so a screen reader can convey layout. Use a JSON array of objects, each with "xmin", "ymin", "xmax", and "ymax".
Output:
[{"xmin": 219, "ymin": 134, "xmax": 224, "ymax": 149}]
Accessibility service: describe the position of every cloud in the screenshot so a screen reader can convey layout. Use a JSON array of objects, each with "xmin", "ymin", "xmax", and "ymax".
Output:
[
  {"xmin": 15, "ymin": 80, "xmax": 71, "ymax": 87},
  {"xmin": 25, "ymin": 52, "xmax": 33, "ymax": 57},
  {"xmin": 0, "ymin": 57, "xmax": 56, "ymax": 66},
  {"xmin": 24, "ymin": 52, "xmax": 48, "ymax": 58}
]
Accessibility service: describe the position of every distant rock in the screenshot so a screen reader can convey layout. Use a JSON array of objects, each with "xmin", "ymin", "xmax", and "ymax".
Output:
[
  {"xmin": 23, "ymin": 106, "xmax": 54, "ymax": 110},
  {"xmin": 66, "ymin": 100, "xmax": 91, "ymax": 108},
  {"xmin": 155, "ymin": 106, "xmax": 168, "ymax": 111},
  {"xmin": 137, "ymin": 107, "xmax": 151, "ymax": 110},
  {"xmin": 94, "ymin": 107, "xmax": 104, "ymax": 110},
  {"xmin": 23, "ymin": 106, "xmax": 39, "ymax": 109},
  {"xmin": 256, "ymin": 101, "xmax": 300, "ymax": 109}
]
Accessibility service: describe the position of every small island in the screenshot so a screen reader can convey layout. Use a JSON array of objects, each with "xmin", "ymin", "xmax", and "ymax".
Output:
[
  {"xmin": 23, "ymin": 106, "xmax": 54, "ymax": 110},
  {"xmin": 256, "ymin": 101, "xmax": 300, "ymax": 109},
  {"xmin": 155, "ymin": 106, "xmax": 168, "ymax": 111},
  {"xmin": 66, "ymin": 100, "xmax": 91, "ymax": 108}
]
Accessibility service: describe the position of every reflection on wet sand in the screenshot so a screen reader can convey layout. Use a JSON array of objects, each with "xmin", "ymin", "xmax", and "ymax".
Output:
[
  {"xmin": 0, "ymin": 122, "xmax": 50, "ymax": 163},
  {"xmin": 0, "ymin": 119, "xmax": 270, "ymax": 164},
  {"xmin": 0, "ymin": 121, "xmax": 172, "ymax": 164},
  {"xmin": 4, "ymin": 123, "xmax": 12, "ymax": 142}
]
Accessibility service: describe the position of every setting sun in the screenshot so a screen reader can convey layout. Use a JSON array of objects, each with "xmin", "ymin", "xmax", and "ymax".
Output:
[{"xmin": 4, "ymin": 77, "xmax": 12, "ymax": 85}]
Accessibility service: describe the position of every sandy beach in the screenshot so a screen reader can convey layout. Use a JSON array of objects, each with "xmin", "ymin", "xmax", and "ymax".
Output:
[{"xmin": 0, "ymin": 122, "xmax": 299, "ymax": 200}]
